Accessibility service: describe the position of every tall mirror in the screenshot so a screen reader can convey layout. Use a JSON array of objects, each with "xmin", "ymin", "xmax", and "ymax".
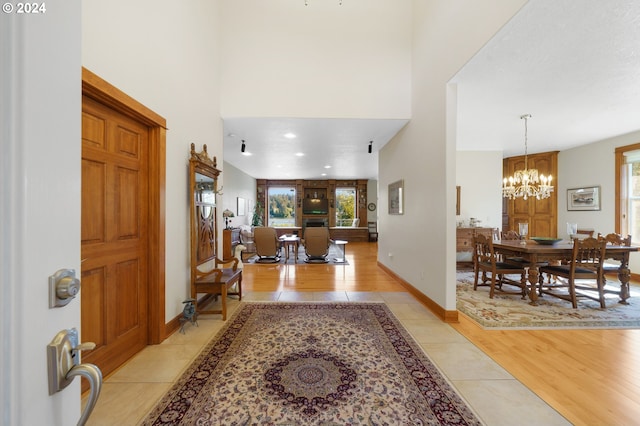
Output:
[{"xmin": 189, "ymin": 143, "xmax": 221, "ymax": 268}]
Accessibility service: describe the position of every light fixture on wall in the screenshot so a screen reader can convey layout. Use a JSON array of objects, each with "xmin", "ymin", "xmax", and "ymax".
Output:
[
  {"xmin": 368, "ymin": 141, "xmax": 373, "ymax": 154},
  {"xmin": 502, "ymin": 114, "xmax": 553, "ymax": 200},
  {"xmin": 241, "ymin": 140, "xmax": 246, "ymax": 153}
]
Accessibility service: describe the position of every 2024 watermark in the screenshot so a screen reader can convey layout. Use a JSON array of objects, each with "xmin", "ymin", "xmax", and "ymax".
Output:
[{"xmin": 2, "ymin": 2, "xmax": 46, "ymax": 13}]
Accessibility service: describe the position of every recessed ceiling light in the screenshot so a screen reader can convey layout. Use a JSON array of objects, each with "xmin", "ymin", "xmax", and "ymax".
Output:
[
  {"xmin": 321, "ymin": 173, "xmax": 327, "ymax": 176},
  {"xmin": 324, "ymin": 165, "xmax": 332, "ymax": 169},
  {"xmin": 295, "ymin": 152, "xmax": 304, "ymax": 157},
  {"xmin": 284, "ymin": 132, "xmax": 296, "ymax": 139},
  {"xmin": 242, "ymin": 152, "xmax": 252, "ymax": 156}
]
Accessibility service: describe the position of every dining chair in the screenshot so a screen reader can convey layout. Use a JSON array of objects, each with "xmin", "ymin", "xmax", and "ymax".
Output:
[
  {"xmin": 472, "ymin": 233, "xmax": 527, "ymax": 299},
  {"xmin": 537, "ymin": 237, "xmax": 607, "ymax": 308},
  {"xmin": 501, "ymin": 230, "xmax": 520, "ymax": 240},
  {"xmin": 597, "ymin": 232, "xmax": 632, "ymax": 282}
]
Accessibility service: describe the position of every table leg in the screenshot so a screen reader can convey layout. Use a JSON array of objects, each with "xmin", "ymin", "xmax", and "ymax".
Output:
[
  {"xmin": 618, "ymin": 254, "xmax": 631, "ymax": 303},
  {"xmin": 293, "ymin": 241, "xmax": 298, "ymax": 264},
  {"xmin": 527, "ymin": 267, "xmax": 540, "ymax": 305},
  {"xmin": 526, "ymin": 254, "xmax": 541, "ymax": 305}
]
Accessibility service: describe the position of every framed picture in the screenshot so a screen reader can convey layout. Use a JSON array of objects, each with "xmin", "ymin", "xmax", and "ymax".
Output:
[
  {"xmin": 388, "ymin": 179, "xmax": 404, "ymax": 215},
  {"xmin": 567, "ymin": 186, "xmax": 600, "ymax": 211},
  {"xmin": 237, "ymin": 197, "xmax": 246, "ymax": 216}
]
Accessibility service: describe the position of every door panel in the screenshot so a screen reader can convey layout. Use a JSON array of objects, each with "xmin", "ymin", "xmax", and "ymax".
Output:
[
  {"xmin": 504, "ymin": 151, "xmax": 558, "ymax": 237},
  {"xmin": 81, "ymin": 95, "xmax": 149, "ymax": 379}
]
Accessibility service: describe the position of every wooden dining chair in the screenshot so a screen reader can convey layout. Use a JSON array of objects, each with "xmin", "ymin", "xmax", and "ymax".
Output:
[
  {"xmin": 500, "ymin": 230, "xmax": 520, "ymax": 240},
  {"xmin": 472, "ymin": 233, "xmax": 527, "ymax": 299},
  {"xmin": 597, "ymin": 232, "xmax": 632, "ymax": 282},
  {"xmin": 537, "ymin": 237, "xmax": 607, "ymax": 308}
]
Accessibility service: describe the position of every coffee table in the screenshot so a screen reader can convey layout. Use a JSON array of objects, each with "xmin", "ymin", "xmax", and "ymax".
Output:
[{"xmin": 279, "ymin": 235, "xmax": 300, "ymax": 263}]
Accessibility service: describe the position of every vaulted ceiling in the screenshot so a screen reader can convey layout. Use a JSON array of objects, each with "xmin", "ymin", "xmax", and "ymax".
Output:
[{"xmin": 223, "ymin": 0, "xmax": 640, "ymax": 180}]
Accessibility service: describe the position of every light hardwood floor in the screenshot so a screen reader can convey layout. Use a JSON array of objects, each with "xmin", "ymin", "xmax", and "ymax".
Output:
[{"xmin": 85, "ymin": 242, "xmax": 640, "ymax": 425}]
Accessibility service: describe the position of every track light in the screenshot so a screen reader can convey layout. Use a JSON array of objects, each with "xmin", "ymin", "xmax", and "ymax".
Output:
[
  {"xmin": 241, "ymin": 140, "xmax": 246, "ymax": 153},
  {"xmin": 368, "ymin": 141, "xmax": 373, "ymax": 154}
]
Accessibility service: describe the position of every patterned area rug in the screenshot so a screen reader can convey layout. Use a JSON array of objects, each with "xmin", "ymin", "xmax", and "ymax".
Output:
[
  {"xmin": 142, "ymin": 302, "xmax": 481, "ymax": 425},
  {"xmin": 457, "ymin": 271, "xmax": 640, "ymax": 329}
]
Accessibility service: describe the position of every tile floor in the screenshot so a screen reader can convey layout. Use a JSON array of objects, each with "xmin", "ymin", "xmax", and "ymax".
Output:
[{"xmin": 84, "ymin": 291, "xmax": 571, "ymax": 425}]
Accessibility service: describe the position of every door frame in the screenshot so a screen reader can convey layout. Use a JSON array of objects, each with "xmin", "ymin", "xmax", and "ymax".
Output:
[{"xmin": 82, "ymin": 67, "xmax": 167, "ymax": 344}]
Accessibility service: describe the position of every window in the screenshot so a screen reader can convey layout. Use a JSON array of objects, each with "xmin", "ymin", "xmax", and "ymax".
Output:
[
  {"xmin": 335, "ymin": 187, "xmax": 356, "ymax": 227},
  {"xmin": 617, "ymin": 146, "xmax": 640, "ymax": 242},
  {"xmin": 267, "ymin": 187, "xmax": 296, "ymax": 227}
]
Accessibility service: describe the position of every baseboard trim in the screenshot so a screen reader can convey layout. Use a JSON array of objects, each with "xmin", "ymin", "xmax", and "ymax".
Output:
[{"xmin": 377, "ymin": 261, "xmax": 458, "ymax": 323}]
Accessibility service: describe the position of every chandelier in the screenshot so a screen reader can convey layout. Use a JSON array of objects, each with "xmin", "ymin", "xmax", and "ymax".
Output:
[{"xmin": 502, "ymin": 114, "xmax": 553, "ymax": 200}]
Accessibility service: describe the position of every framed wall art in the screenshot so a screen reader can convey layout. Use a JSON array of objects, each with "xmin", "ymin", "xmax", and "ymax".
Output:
[
  {"xmin": 567, "ymin": 186, "xmax": 600, "ymax": 211},
  {"xmin": 237, "ymin": 197, "xmax": 246, "ymax": 216},
  {"xmin": 388, "ymin": 179, "xmax": 404, "ymax": 215}
]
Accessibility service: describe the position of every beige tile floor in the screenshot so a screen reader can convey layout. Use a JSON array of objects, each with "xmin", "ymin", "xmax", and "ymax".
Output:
[{"xmin": 84, "ymin": 291, "xmax": 571, "ymax": 425}]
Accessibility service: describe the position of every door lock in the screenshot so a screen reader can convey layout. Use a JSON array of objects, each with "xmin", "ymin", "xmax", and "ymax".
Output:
[{"xmin": 49, "ymin": 269, "xmax": 80, "ymax": 308}]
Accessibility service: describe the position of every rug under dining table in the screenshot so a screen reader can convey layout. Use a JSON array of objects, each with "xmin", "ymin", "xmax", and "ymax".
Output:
[
  {"xmin": 457, "ymin": 270, "xmax": 640, "ymax": 329},
  {"xmin": 142, "ymin": 302, "xmax": 481, "ymax": 425}
]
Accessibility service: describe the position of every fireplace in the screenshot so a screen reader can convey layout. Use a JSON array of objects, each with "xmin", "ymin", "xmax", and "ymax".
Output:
[{"xmin": 303, "ymin": 218, "xmax": 328, "ymax": 233}]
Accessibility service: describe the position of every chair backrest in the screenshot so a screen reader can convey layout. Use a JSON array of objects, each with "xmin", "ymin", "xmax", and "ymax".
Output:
[
  {"xmin": 368, "ymin": 222, "xmax": 377, "ymax": 232},
  {"xmin": 472, "ymin": 233, "xmax": 497, "ymax": 267},
  {"xmin": 304, "ymin": 227, "xmax": 331, "ymax": 257},
  {"xmin": 597, "ymin": 232, "xmax": 631, "ymax": 247},
  {"xmin": 577, "ymin": 228, "xmax": 595, "ymax": 237},
  {"xmin": 501, "ymin": 230, "xmax": 520, "ymax": 240},
  {"xmin": 569, "ymin": 237, "xmax": 607, "ymax": 277},
  {"xmin": 253, "ymin": 227, "xmax": 279, "ymax": 256}
]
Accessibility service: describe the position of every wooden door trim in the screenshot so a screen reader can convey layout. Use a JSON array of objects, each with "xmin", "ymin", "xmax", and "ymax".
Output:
[{"xmin": 82, "ymin": 67, "xmax": 166, "ymax": 344}]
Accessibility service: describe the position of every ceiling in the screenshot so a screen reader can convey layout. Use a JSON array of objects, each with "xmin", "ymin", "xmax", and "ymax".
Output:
[{"xmin": 223, "ymin": 0, "xmax": 640, "ymax": 180}]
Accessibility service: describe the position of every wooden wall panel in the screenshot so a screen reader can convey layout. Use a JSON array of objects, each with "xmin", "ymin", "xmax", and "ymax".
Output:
[{"xmin": 504, "ymin": 151, "xmax": 558, "ymax": 237}]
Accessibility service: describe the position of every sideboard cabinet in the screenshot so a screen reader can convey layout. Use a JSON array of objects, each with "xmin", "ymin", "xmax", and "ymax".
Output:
[{"xmin": 456, "ymin": 227, "xmax": 494, "ymax": 263}]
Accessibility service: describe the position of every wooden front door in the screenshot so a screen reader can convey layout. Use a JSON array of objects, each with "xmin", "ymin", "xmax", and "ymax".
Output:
[{"xmin": 80, "ymin": 95, "xmax": 149, "ymax": 378}]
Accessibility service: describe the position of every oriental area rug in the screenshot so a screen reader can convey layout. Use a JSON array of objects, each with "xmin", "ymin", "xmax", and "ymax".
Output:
[
  {"xmin": 457, "ymin": 271, "xmax": 640, "ymax": 329},
  {"xmin": 142, "ymin": 302, "xmax": 481, "ymax": 425}
]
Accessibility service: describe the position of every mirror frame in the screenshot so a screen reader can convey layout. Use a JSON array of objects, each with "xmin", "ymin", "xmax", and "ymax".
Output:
[{"xmin": 189, "ymin": 143, "xmax": 221, "ymax": 268}]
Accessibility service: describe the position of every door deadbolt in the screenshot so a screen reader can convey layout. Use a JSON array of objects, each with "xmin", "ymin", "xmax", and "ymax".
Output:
[{"xmin": 49, "ymin": 269, "xmax": 80, "ymax": 308}]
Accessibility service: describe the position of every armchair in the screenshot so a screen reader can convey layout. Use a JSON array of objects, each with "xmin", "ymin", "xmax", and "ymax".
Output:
[
  {"xmin": 302, "ymin": 227, "xmax": 332, "ymax": 263},
  {"xmin": 253, "ymin": 227, "xmax": 282, "ymax": 263},
  {"xmin": 238, "ymin": 225, "xmax": 256, "ymax": 260}
]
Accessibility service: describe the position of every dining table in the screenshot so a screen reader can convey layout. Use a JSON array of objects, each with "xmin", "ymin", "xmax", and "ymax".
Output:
[{"xmin": 492, "ymin": 239, "xmax": 638, "ymax": 305}]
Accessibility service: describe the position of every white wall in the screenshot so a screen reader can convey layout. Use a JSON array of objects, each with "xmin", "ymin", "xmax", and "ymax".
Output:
[
  {"xmin": 221, "ymin": 162, "xmax": 257, "ymax": 228},
  {"xmin": 82, "ymin": 0, "xmax": 223, "ymax": 320},
  {"xmin": 377, "ymin": 0, "xmax": 526, "ymax": 310},
  {"xmin": 558, "ymin": 129, "xmax": 640, "ymax": 272},
  {"xmin": 2, "ymin": 2, "xmax": 82, "ymax": 424},
  {"xmin": 456, "ymin": 151, "xmax": 503, "ymax": 229},
  {"xmin": 219, "ymin": 0, "xmax": 412, "ymax": 119}
]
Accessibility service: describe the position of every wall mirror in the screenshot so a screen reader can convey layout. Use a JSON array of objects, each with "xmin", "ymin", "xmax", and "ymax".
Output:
[{"xmin": 189, "ymin": 143, "xmax": 221, "ymax": 266}]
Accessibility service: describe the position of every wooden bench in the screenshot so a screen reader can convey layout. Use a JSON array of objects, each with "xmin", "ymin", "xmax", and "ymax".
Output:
[{"xmin": 191, "ymin": 257, "xmax": 242, "ymax": 320}]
